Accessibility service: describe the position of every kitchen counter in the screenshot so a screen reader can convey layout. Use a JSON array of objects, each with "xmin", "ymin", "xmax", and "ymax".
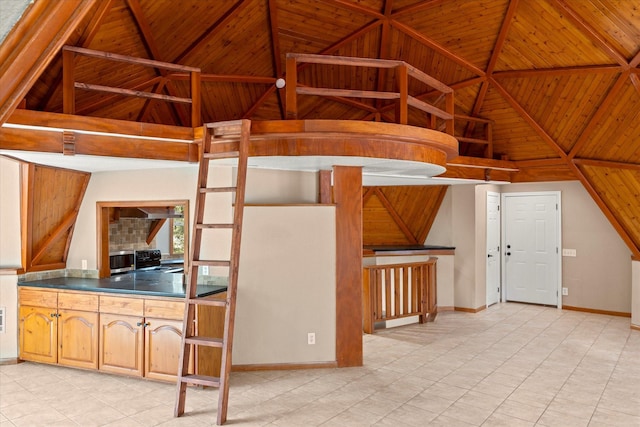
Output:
[
  {"xmin": 363, "ymin": 245, "xmax": 455, "ymax": 256},
  {"xmin": 18, "ymin": 271, "xmax": 226, "ymax": 298}
]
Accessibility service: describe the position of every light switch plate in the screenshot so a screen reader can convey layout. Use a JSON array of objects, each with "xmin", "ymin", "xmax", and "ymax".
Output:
[{"xmin": 562, "ymin": 248, "xmax": 576, "ymax": 257}]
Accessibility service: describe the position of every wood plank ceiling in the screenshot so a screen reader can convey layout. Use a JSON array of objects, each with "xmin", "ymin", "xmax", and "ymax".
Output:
[{"xmin": 4, "ymin": 0, "xmax": 640, "ymax": 255}]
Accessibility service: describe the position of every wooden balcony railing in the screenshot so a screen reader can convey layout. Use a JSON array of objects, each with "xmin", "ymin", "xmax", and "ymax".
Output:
[
  {"xmin": 285, "ymin": 53, "xmax": 454, "ymax": 135},
  {"xmin": 62, "ymin": 46, "xmax": 202, "ymax": 127},
  {"xmin": 455, "ymin": 114, "xmax": 494, "ymax": 159},
  {"xmin": 363, "ymin": 258, "xmax": 437, "ymax": 334}
]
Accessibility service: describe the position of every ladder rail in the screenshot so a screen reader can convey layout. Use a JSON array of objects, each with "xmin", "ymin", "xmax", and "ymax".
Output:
[{"xmin": 174, "ymin": 119, "xmax": 250, "ymax": 425}]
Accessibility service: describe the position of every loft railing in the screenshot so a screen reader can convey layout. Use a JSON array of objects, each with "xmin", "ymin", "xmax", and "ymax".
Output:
[
  {"xmin": 455, "ymin": 114, "xmax": 494, "ymax": 159},
  {"xmin": 362, "ymin": 258, "xmax": 438, "ymax": 334},
  {"xmin": 284, "ymin": 53, "xmax": 454, "ymax": 135},
  {"xmin": 61, "ymin": 46, "xmax": 202, "ymax": 127}
]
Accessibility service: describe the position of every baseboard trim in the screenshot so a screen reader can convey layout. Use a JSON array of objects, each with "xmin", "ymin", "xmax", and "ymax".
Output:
[
  {"xmin": 454, "ymin": 305, "xmax": 486, "ymax": 313},
  {"xmin": 562, "ymin": 305, "xmax": 631, "ymax": 318},
  {"xmin": 231, "ymin": 361, "xmax": 338, "ymax": 372},
  {"xmin": 631, "ymin": 324, "xmax": 640, "ymax": 331},
  {"xmin": 438, "ymin": 306, "xmax": 454, "ymax": 312},
  {"xmin": 0, "ymin": 358, "xmax": 22, "ymax": 365}
]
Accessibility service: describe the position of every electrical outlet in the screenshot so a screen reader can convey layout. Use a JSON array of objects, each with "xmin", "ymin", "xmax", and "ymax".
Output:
[
  {"xmin": 307, "ymin": 332, "xmax": 315, "ymax": 345},
  {"xmin": 81, "ymin": 259, "xmax": 87, "ymax": 270},
  {"xmin": 202, "ymin": 266, "xmax": 209, "ymax": 275},
  {"xmin": 562, "ymin": 248, "xmax": 577, "ymax": 257},
  {"xmin": 562, "ymin": 287, "xmax": 568, "ymax": 296}
]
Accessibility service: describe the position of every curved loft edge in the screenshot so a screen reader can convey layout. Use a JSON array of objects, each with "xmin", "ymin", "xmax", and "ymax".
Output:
[{"xmin": 207, "ymin": 120, "xmax": 459, "ymax": 179}]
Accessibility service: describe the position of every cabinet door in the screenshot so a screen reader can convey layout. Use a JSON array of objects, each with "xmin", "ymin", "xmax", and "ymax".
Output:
[
  {"xmin": 57, "ymin": 309, "xmax": 99, "ymax": 370},
  {"xmin": 19, "ymin": 306, "xmax": 57, "ymax": 364},
  {"xmin": 144, "ymin": 318, "xmax": 183, "ymax": 382},
  {"xmin": 99, "ymin": 313, "xmax": 144, "ymax": 377}
]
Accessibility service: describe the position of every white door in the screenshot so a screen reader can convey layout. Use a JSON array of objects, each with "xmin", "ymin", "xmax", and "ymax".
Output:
[
  {"xmin": 486, "ymin": 192, "xmax": 500, "ymax": 306},
  {"xmin": 503, "ymin": 192, "xmax": 560, "ymax": 306}
]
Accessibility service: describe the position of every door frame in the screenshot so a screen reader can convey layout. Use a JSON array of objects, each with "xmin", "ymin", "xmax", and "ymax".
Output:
[
  {"xmin": 500, "ymin": 191, "xmax": 562, "ymax": 308},
  {"xmin": 486, "ymin": 191, "xmax": 501, "ymax": 307}
]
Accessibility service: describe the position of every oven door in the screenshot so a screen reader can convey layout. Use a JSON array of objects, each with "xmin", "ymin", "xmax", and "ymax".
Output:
[{"xmin": 109, "ymin": 251, "xmax": 134, "ymax": 274}]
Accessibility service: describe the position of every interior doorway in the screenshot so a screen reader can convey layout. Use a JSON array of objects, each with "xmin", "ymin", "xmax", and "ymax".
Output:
[
  {"xmin": 502, "ymin": 192, "xmax": 561, "ymax": 307},
  {"xmin": 96, "ymin": 200, "xmax": 189, "ymax": 278}
]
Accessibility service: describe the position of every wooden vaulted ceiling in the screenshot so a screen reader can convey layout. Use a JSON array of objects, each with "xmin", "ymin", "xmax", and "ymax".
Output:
[{"xmin": 2, "ymin": 0, "xmax": 640, "ymax": 256}]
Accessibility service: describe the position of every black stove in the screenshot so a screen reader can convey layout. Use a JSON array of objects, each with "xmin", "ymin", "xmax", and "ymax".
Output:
[{"xmin": 134, "ymin": 249, "xmax": 162, "ymax": 269}]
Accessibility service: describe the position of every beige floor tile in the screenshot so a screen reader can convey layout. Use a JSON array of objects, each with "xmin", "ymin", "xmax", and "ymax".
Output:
[{"xmin": 1, "ymin": 303, "xmax": 637, "ymax": 426}]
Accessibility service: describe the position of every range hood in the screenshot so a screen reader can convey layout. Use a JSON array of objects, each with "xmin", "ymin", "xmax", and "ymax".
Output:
[
  {"xmin": 116, "ymin": 207, "xmax": 183, "ymax": 219},
  {"xmin": 138, "ymin": 207, "xmax": 183, "ymax": 219}
]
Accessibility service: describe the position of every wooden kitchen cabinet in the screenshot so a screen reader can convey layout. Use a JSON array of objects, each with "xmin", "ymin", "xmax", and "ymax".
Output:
[
  {"xmin": 19, "ymin": 305, "xmax": 57, "ymax": 364},
  {"xmin": 19, "ymin": 288, "xmax": 99, "ymax": 369},
  {"xmin": 144, "ymin": 318, "xmax": 183, "ymax": 381},
  {"xmin": 99, "ymin": 295, "xmax": 187, "ymax": 382},
  {"xmin": 99, "ymin": 312, "xmax": 144, "ymax": 377}
]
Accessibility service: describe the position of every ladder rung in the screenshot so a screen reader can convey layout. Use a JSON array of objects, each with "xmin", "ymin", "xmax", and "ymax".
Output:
[
  {"xmin": 185, "ymin": 336, "xmax": 224, "ymax": 348},
  {"xmin": 199, "ymin": 187, "xmax": 237, "ymax": 193},
  {"xmin": 188, "ymin": 298, "xmax": 227, "ymax": 307},
  {"xmin": 192, "ymin": 260, "xmax": 230, "ymax": 267},
  {"xmin": 179, "ymin": 374, "xmax": 221, "ymax": 387},
  {"xmin": 203, "ymin": 151, "xmax": 240, "ymax": 159},
  {"xmin": 196, "ymin": 223, "xmax": 234, "ymax": 229}
]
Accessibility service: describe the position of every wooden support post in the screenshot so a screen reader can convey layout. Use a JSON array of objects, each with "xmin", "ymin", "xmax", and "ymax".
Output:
[
  {"xmin": 319, "ymin": 170, "xmax": 332, "ymax": 203},
  {"xmin": 190, "ymin": 71, "xmax": 201, "ymax": 127},
  {"xmin": 333, "ymin": 165, "xmax": 362, "ymax": 367},
  {"xmin": 62, "ymin": 48, "xmax": 75, "ymax": 115},
  {"xmin": 397, "ymin": 65, "xmax": 408, "ymax": 124},
  {"xmin": 362, "ymin": 268, "xmax": 373, "ymax": 334},
  {"xmin": 445, "ymin": 92, "xmax": 455, "ymax": 135},
  {"xmin": 285, "ymin": 56, "xmax": 297, "ymax": 119}
]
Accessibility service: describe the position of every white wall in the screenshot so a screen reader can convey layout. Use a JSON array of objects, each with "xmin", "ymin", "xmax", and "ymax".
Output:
[
  {"xmin": 0, "ymin": 157, "xmax": 21, "ymax": 359},
  {"xmin": 632, "ymin": 261, "xmax": 640, "ymax": 328},
  {"xmin": 451, "ymin": 185, "xmax": 477, "ymax": 309},
  {"xmin": 234, "ymin": 206, "xmax": 336, "ymax": 365},
  {"xmin": 502, "ymin": 181, "xmax": 631, "ymax": 313},
  {"xmin": 68, "ymin": 165, "xmax": 336, "ymax": 365}
]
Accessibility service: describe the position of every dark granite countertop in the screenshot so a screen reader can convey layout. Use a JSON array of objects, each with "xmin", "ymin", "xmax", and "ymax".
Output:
[
  {"xmin": 364, "ymin": 245, "xmax": 455, "ymax": 251},
  {"xmin": 18, "ymin": 271, "xmax": 226, "ymax": 298}
]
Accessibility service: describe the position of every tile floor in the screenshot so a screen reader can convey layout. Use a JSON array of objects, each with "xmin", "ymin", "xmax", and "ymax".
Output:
[{"xmin": 1, "ymin": 302, "xmax": 639, "ymax": 426}]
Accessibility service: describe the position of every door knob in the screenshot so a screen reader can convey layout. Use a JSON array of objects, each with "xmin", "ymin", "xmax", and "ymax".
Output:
[{"xmin": 506, "ymin": 252, "xmax": 511, "ymax": 256}]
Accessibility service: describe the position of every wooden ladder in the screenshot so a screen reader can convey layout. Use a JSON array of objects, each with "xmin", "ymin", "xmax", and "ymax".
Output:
[{"xmin": 174, "ymin": 119, "xmax": 250, "ymax": 425}]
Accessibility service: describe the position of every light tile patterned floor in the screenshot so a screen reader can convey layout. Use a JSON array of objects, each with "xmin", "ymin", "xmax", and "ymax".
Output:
[{"xmin": 1, "ymin": 303, "xmax": 639, "ymax": 426}]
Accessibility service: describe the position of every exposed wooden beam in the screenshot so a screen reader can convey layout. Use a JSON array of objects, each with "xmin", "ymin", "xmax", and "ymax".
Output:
[
  {"xmin": 391, "ymin": 0, "xmax": 448, "ymax": 17},
  {"xmin": 568, "ymin": 71, "xmax": 630, "ymax": 159},
  {"xmin": 173, "ymin": 0, "xmax": 251, "ymax": 64},
  {"xmin": 515, "ymin": 158, "xmax": 568, "ymax": 168},
  {"xmin": 551, "ymin": 0, "xmax": 628, "ymax": 67},
  {"xmin": 631, "ymin": 73, "xmax": 640, "ymax": 96},
  {"xmin": 486, "ymin": 0, "xmax": 519, "ymax": 75},
  {"xmin": 126, "ymin": 0, "xmax": 190, "ymax": 126},
  {"xmin": 267, "ymin": 0, "xmax": 285, "ymax": 118},
  {"xmin": 630, "ymin": 50, "xmax": 640, "ymax": 68},
  {"xmin": 574, "ymin": 158, "xmax": 640, "ymax": 172},
  {"xmin": 31, "ymin": 211, "xmax": 78, "ymax": 266},
  {"xmin": 41, "ymin": 0, "xmax": 116, "ymax": 111},
  {"xmin": 0, "ymin": 0, "xmax": 98, "ymax": 125},
  {"xmin": 493, "ymin": 65, "xmax": 621, "ymax": 79},
  {"xmin": 7, "ymin": 108, "xmax": 194, "ymax": 141},
  {"xmin": 390, "ymin": 20, "xmax": 486, "ymax": 77},
  {"xmin": 417, "ymin": 186, "xmax": 448, "ymax": 244},
  {"xmin": 146, "ymin": 219, "xmax": 167, "ymax": 245},
  {"xmin": 326, "ymin": 0, "xmax": 385, "ymax": 19},
  {"xmin": 490, "ymin": 78, "xmax": 568, "ymax": 159},
  {"xmin": 374, "ymin": 188, "xmax": 419, "ymax": 244},
  {"xmin": 570, "ymin": 161, "xmax": 640, "ymax": 259}
]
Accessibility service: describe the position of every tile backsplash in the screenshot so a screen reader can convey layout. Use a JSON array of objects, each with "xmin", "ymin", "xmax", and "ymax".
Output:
[{"xmin": 109, "ymin": 218, "xmax": 156, "ymax": 252}]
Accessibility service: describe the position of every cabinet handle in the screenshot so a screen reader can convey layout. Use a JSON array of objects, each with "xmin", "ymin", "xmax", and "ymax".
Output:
[
  {"xmin": 50, "ymin": 313, "xmax": 56, "ymax": 318},
  {"xmin": 144, "ymin": 322, "xmax": 150, "ymax": 327},
  {"xmin": 136, "ymin": 322, "xmax": 143, "ymax": 327}
]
